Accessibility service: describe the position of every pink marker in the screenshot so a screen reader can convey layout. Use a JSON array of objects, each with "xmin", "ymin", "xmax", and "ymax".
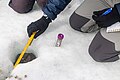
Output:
[{"xmin": 55, "ymin": 33, "xmax": 64, "ymax": 47}]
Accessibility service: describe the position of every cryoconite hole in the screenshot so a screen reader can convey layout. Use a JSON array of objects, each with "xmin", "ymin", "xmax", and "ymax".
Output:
[{"xmin": 14, "ymin": 53, "xmax": 36, "ymax": 65}]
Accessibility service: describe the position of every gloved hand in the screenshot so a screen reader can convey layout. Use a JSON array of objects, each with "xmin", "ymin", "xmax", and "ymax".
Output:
[
  {"xmin": 92, "ymin": 5, "xmax": 120, "ymax": 28},
  {"xmin": 27, "ymin": 16, "xmax": 52, "ymax": 38}
]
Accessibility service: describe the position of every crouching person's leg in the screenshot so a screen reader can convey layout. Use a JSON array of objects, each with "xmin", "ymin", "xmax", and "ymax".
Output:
[
  {"xmin": 36, "ymin": 0, "xmax": 47, "ymax": 8},
  {"xmin": 69, "ymin": 0, "xmax": 109, "ymax": 33},
  {"xmin": 9, "ymin": 0, "xmax": 35, "ymax": 13},
  {"xmin": 89, "ymin": 29, "xmax": 120, "ymax": 62}
]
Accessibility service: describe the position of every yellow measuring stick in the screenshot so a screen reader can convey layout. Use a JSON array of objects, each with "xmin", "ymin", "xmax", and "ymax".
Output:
[{"xmin": 14, "ymin": 32, "xmax": 36, "ymax": 68}]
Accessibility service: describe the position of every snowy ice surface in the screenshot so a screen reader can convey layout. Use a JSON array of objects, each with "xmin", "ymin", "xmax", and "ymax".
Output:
[{"xmin": 0, "ymin": 0, "xmax": 120, "ymax": 80}]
